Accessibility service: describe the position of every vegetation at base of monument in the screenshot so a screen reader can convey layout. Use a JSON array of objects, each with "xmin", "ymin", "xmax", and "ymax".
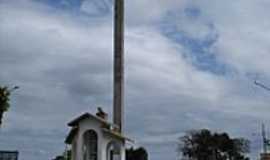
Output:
[
  {"xmin": 54, "ymin": 148, "xmax": 147, "ymax": 160},
  {"xmin": 178, "ymin": 129, "xmax": 250, "ymax": 160},
  {"xmin": 52, "ymin": 150, "xmax": 71, "ymax": 160},
  {"xmin": 66, "ymin": 150, "xmax": 71, "ymax": 160},
  {"xmin": 0, "ymin": 86, "xmax": 12, "ymax": 126},
  {"xmin": 52, "ymin": 155, "xmax": 65, "ymax": 160},
  {"xmin": 126, "ymin": 147, "xmax": 148, "ymax": 160}
]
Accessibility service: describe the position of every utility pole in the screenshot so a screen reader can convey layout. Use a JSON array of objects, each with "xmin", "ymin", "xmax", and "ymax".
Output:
[
  {"xmin": 254, "ymin": 81, "xmax": 270, "ymax": 159},
  {"xmin": 113, "ymin": 0, "xmax": 125, "ymax": 133},
  {"xmin": 262, "ymin": 123, "xmax": 268, "ymax": 154},
  {"xmin": 255, "ymin": 80, "xmax": 270, "ymax": 92}
]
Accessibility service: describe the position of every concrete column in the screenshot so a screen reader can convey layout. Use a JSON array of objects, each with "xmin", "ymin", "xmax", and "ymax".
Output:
[{"xmin": 113, "ymin": 0, "xmax": 125, "ymax": 133}]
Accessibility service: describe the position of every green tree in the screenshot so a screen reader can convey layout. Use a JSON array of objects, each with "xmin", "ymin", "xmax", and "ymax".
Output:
[
  {"xmin": 178, "ymin": 129, "xmax": 250, "ymax": 160},
  {"xmin": 52, "ymin": 149, "xmax": 71, "ymax": 160},
  {"xmin": 0, "ymin": 86, "xmax": 18, "ymax": 126},
  {"xmin": 52, "ymin": 155, "xmax": 64, "ymax": 160},
  {"xmin": 65, "ymin": 149, "xmax": 71, "ymax": 160},
  {"xmin": 126, "ymin": 147, "xmax": 148, "ymax": 160}
]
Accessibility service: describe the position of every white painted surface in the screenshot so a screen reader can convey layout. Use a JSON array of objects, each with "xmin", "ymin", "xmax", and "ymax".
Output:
[{"xmin": 70, "ymin": 117, "xmax": 125, "ymax": 160}]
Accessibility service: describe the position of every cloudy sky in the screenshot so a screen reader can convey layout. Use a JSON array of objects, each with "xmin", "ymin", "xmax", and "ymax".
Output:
[{"xmin": 1, "ymin": 0, "xmax": 270, "ymax": 159}]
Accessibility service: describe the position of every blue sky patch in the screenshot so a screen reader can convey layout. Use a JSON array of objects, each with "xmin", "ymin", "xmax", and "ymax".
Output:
[
  {"xmin": 184, "ymin": 7, "xmax": 201, "ymax": 19},
  {"xmin": 34, "ymin": 0, "xmax": 112, "ymax": 17},
  {"xmin": 160, "ymin": 10, "xmax": 229, "ymax": 75},
  {"xmin": 34, "ymin": 0, "xmax": 83, "ymax": 10}
]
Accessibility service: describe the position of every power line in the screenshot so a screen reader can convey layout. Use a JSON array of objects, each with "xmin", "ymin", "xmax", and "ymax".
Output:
[{"xmin": 254, "ymin": 80, "xmax": 270, "ymax": 91}]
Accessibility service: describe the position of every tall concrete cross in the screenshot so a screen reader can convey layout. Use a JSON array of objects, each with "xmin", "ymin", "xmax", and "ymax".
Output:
[{"xmin": 113, "ymin": 0, "xmax": 124, "ymax": 133}]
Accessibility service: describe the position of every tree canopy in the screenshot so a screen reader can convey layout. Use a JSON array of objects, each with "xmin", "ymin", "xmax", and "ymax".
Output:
[
  {"xmin": 126, "ymin": 147, "xmax": 148, "ymax": 160},
  {"xmin": 0, "ymin": 86, "xmax": 11, "ymax": 126},
  {"xmin": 0, "ymin": 86, "xmax": 18, "ymax": 126},
  {"xmin": 178, "ymin": 129, "xmax": 250, "ymax": 160}
]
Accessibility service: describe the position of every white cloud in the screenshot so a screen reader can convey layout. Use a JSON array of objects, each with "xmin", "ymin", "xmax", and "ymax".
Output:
[
  {"xmin": 125, "ymin": 0, "xmax": 186, "ymax": 24},
  {"xmin": 177, "ymin": 0, "xmax": 270, "ymax": 76},
  {"xmin": 80, "ymin": 0, "xmax": 111, "ymax": 15},
  {"xmin": 1, "ymin": 0, "xmax": 270, "ymax": 160}
]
